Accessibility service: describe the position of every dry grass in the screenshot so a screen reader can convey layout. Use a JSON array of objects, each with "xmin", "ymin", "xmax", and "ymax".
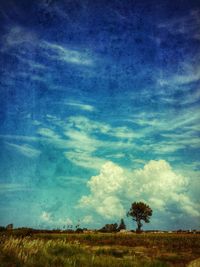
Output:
[{"xmin": 0, "ymin": 232, "xmax": 199, "ymax": 267}]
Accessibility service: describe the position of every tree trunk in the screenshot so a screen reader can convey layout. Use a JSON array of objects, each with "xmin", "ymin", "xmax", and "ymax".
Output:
[{"xmin": 136, "ymin": 220, "xmax": 142, "ymax": 232}]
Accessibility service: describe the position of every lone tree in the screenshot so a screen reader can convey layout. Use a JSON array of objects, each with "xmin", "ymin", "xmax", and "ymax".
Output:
[{"xmin": 127, "ymin": 202, "xmax": 152, "ymax": 232}]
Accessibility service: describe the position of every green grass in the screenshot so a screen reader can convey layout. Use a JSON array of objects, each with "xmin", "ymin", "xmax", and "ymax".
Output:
[{"xmin": 0, "ymin": 232, "xmax": 199, "ymax": 267}]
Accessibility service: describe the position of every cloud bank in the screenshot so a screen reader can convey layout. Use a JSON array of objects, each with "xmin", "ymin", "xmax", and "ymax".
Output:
[{"xmin": 79, "ymin": 160, "xmax": 200, "ymax": 226}]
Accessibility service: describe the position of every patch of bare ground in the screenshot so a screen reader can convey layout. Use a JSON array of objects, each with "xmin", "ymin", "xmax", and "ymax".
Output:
[
  {"xmin": 87, "ymin": 244, "xmax": 199, "ymax": 266},
  {"xmin": 187, "ymin": 258, "xmax": 200, "ymax": 267}
]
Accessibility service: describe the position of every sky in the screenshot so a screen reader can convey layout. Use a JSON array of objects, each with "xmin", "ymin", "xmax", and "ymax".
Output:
[{"xmin": 0, "ymin": 0, "xmax": 199, "ymax": 230}]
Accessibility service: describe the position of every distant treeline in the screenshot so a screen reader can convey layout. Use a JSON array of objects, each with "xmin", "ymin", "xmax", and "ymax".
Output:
[{"xmin": 0, "ymin": 225, "xmax": 199, "ymax": 237}]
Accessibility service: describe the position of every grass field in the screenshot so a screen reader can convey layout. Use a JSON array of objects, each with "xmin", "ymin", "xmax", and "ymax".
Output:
[{"xmin": 0, "ymin": 232, "xmax": 199, "ymax": 267}]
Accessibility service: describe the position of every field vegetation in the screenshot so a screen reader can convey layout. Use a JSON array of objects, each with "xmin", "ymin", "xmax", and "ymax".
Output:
[{"xmin": 0, "ymin": 230, "xmax": 199, "ymax": 267}]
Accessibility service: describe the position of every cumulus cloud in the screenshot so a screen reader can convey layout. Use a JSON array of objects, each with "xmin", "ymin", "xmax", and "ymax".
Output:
[
  {"xmin": 40, "ymin": 211, "xmax": 73, "ymax": 228},
  {"xmin": 79, "ymin": 161, "xmax": 127, "ymax": 218},
  {"xmin": 41, "ymin": 211, "xmax": 51, "ymax": 222},
  {"xmin": 81, "ymin": 215, "xmax": 93, "ymax": 224},
  {"xmin": 79, "ymin": 160, "xmax": 199, "ymax": 222},
  {"xmin": 127, "ymin": 160, "xmax": 188, "ymax": 198}
]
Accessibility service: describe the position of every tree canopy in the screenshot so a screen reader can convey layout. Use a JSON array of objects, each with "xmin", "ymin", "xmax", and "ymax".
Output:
[{"xmin": 127, "ymin": 202, "xmax": 152, "ymax": 232}]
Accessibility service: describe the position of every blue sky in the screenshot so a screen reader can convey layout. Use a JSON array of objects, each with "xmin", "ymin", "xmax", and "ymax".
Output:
[{"xmin": 0, "ymin": 0, "xmax": 199, "ymax": 230}]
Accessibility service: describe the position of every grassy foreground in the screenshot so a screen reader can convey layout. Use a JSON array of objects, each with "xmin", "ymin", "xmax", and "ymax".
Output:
[{"xmin": 0, "ymin": 232, "xmax": 199, "ymax": 267}]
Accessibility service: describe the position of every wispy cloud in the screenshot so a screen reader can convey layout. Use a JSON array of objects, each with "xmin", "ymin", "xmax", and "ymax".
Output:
[
  {"xmin": 62, "ymin": 116, "xmax": 138, "ymax": 169},
  {"xmin": 132, "ymin": 106, "xmax": 200, "ymax": 132},
  {"xmin": 157, "ymin": 64, "xmax": 200, "ymax": 87},
  {"xmin": 37, "ymin": 128, "xmax": 60, "ymax": 140},
  {"xmin": 29, "ymin": 115, "xmax": 137, "ymax": 170},
  {"xmin": 180, "ymin": 89, "xmax": 200, "ymax": 105},
  {"xmin": 1, "ymin": 25, "xmax": 94, "ymax": 77},
  {"xmin": 5, "ymin": 142, "xmax": 41, "ymax": 158},
  {"xmin": 66, "ymin": 116, "xmax": 136, "ymax": 140},
  {"xmin": 0, "ymin": 134, "xmax": 39, "ymax": 142},
  {"xmin": 42, "ymin": 41, "xmax": 93, "ymax": 66},
  {"xmin": 65, "ymin": 101, "xmax": 96, "ymax": 112},
  {"xmin": 0, "ymin": 183, "xmax": 29, "ymax": 193},
  {"xmin": 63, "ymin": 126, "xmax": 106, "ymax": 170},
  {"xmin": 15, "ymin": 54, "xmax": 47, "ymax": 70},
  {"xmin": 55, "ymin": 176, "xmax": 87, "ymax": 186},
  {"xmin": 1, "ymin": 103, "xmax": 199, "ymax": 164},
  {"xmin": 2, "ymin": 25, "xmax": 37, "ymax": 48},
  {"xmin": 158, "ymin": 9, "xmax": 200, "ymax": 40},
  {"xmin": 125, "ymin": 105, "xmax": 200, "ymax": 157},
  {"xmin": 64, "ymin": 151, "xmax": 105, "ymax": 170}
]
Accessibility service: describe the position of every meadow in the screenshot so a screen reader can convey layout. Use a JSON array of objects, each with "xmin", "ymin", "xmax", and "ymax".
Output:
[{"xmin": 0, "ymin": 231, "xmax": 199, "ymax": 267}]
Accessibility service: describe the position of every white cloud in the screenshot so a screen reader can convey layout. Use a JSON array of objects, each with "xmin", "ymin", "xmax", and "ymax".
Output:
[
  {"xmin": 155, "ymin": 56, "xmax": 200, "ymax": 108},
  {"xmin": 32, "ymin": 120, "xmax": 41, "ymax": 126},
  {"xmin": 0, "ymin": 132, "xmax": 69, "ymax": 150},
  {"xmin": 6, "ymin": 142, "xmax": 41, "ymax": 158},
  {"xmin": 15, "ymin": 55, "xmax": 46, "ymax": 70},
  {"xmin": 88, "ymin": 162, "xmax": 125, "ymax": 196},
  {"xmin": 0, "ymin": 183, "xmax": 28, "ymax": 193},
  {"xmin": 66, "ymin": 116, "xmax": 136, "ymax": 140},
  {"xmin": 80, "ymin": 195, "xmax": 125, "ymax": 219},
  {"xmin": 65, "ymin": 101, "xmax": 96, "ymax": 112},
  {"xmin": 106, "ymin": 153, "xmax": 125, "ymax": 159},
  {"xmin": 2, "ymin": 26, "xmax": 36, "ymax": 48},
  {"xmin": 127, "ymin": 160, "xmax": 188, "ymax": 198},
  {"xmin": 1, "ymin": 115, "xmax": 135, "ymax": 172},
  {"xmin": 0, "ymin": 134, "xmax": 39, "ymax": 142},
  {"xmin": 66, "ymin": 116, "xmax": 110, "ymax": 135},
  {"xmin": 79, "ymin": 160, "xmax": 200, "ymax": 221},
  {"xmin": 65, "ymin": 218, "xmax": 73, "ymax": 226},
  {"xmin": 37, "ymin": 128, "xmax": 60, "ymax": 139},
  {"xmin": 79, "ymin": 161, "xmax": 127, "ymax": 218},
  {"xmin": 129, "ymin": 107, "xmax": 200, "ymax": 155},
  {"xmin": 129, "ymin": 161, "xmax": 199, "ymax": 218},
  {"xmin": 158, "ymin": 9, "xmax": 200, "ymax": 40},
  {"xmin": 2, "ymin": 26, "xmax": 94, "ymax": 69},
  {"xmin": 56, "ymin": 175, "xmax": 87, "ymax": 185},
  {"xmin": 40, "ymin": 211, "xmax": 73, "ymax": 227},
  {"xmin": 64, "ymin": 129, "xmax": 99, "ymax": 152},
  {"xmin": 64, "ymin": 151, "xmax": 105, "ymax": 170},
  {"xmin": 81, "ymin": 215, "xmax": 93, "ymax": 224},
  {"xmin": 42, "ymin": 41, "xmax": 93, "ymax": 66},
  {"xmin": 157, "ymin": 66, "xmax": 200, "ymax": 86},
  {"xmin": 133, "ymin": 105, "xmax": 200, "ymax": 132},
  {"xmin": 62, "ymin": 116, "xmax": 136, "ymax": 170},
  {"xmin": 63, "ymin": 125, "xmax": 105, "ymax": 170},
  {"xmin": 180, "ymin": 89, "xmax": 200, "ymax": 105},
  {"xmin": 1, "ymin": 26, "xmax": 46, "ymax": 71},
  {"xmin": 41, "ymin": 211, "xmax": 52, "ymax": 222}
]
